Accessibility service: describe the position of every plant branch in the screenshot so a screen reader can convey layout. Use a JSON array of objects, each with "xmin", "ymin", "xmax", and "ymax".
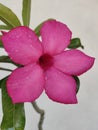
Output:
[
  {"xmin": 0, "ymin": 67, "xmax": 13, "ymax": 72},
  {"xmin": 32, "ymin": 101, "xmax": 45, "ymax": 130}
]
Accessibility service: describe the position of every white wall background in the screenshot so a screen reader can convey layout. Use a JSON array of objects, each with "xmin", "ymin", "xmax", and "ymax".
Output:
[{"xmin": 0, "ymin": 0, "xmax": 98, "ymax": 130}]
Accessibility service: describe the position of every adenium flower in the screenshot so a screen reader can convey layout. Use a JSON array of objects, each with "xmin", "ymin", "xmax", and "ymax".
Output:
[{"xmin": 1, "ymin": 20, "xmax": 95, "ymax": 104}]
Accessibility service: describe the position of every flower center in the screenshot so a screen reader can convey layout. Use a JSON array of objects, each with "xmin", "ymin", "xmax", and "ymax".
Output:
[{"xmin": 38, "ymin": 54, "xmax": 53, "ymax": 70}]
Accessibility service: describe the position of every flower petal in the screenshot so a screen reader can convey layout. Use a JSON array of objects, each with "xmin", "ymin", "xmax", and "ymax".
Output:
[
  {"xmin": 54, "ymin": 49, "xmax": 95, "ymax": 76},
  {"xmin": 45, "ymin": 67, "xmax": 77, "ymax": 104},
  {"xmin": 40, "ymin": 20, "xmax": 72, "ymax": 55},
  {"xmin": 2, "ymin": 26, "xmax": 43, "ymax": 65},
  {"xmin": 7, "ymin": 64, "xmax": 45, "ymax": 103}
]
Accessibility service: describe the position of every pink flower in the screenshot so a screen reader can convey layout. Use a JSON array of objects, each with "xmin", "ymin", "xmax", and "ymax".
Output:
[{"xmin": 1, "ymin": 20, "xmax": 95, "ymax": 104}]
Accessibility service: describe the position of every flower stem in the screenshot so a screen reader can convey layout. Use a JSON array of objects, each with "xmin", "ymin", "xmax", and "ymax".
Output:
[
  {"xmin": 32, "ymin": 101, "xmax": 45, "ymax": 130},
  {"xmin": 0, "ymin": 67, "xmax": 13, "ymax": 72}
]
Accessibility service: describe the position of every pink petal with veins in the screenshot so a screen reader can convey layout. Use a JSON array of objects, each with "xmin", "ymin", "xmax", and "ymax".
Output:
[
  {"xmin": 2, "ymin": 26, "xmax": 43, "ymax": 65},
  {"xmin": 7, "ymin": 64, "xmax": 45, "ymax": 103},
  {"xmin": 54, "ymin": 49, "xmax": 95, "ymax": 76},
  {"xmin": 45, "ymin": 67, "xmax": 77, "ymax": 104},
  {"xmin": 40, "ymin": 20, "xmax": 72, "ymax": 55}
]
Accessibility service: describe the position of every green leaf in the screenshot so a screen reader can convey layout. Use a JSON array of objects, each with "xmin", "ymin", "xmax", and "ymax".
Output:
[
  {"xmin": 0, "ymin": 16, "xmax": 13, "ymax": 29},
  {"xmin": 0, "ymin": 55, "xmax": 21, "ymax": 67},
  {"xmin": 73, "ymin": 76, "xmax": 80, "ymax": 93},
  {"xmin": 0, "ymin": 78, "xmax": 25, "ymax": 130},
  {"xmin": 0, "ymin": 55, "xmax": 13, "ymax": 63},
  {"xmin": 0, "ymin": 25, "xmax": 11, "ymax": 30},
  {"xmin": 34, "ymin": 18, "xmax": 54, "ymax": 37},
  {"xmin": 0, "ymin": 76, "xmax": 8, "ymax": 88},
  {"xmin": 0, "ymin": 3, "xmax": 21, "ymax": 28},
  {"xmin": 68, "ymin": 38, "xmax": 84, "ymax": 49},
  {"xmin": 0, "ymin": 40, "xmax": 3, "ymax": 48},
  {"xmin": 13, "ymin": 104, "xmax": 25, "ymax": 130},
  {"xmin": 34, "ymin": 22, "xmax": 43, "ymax": 37},
  {"xmin": 22, "ymin": 0, "xmax": 31, "ymax": 26}
]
